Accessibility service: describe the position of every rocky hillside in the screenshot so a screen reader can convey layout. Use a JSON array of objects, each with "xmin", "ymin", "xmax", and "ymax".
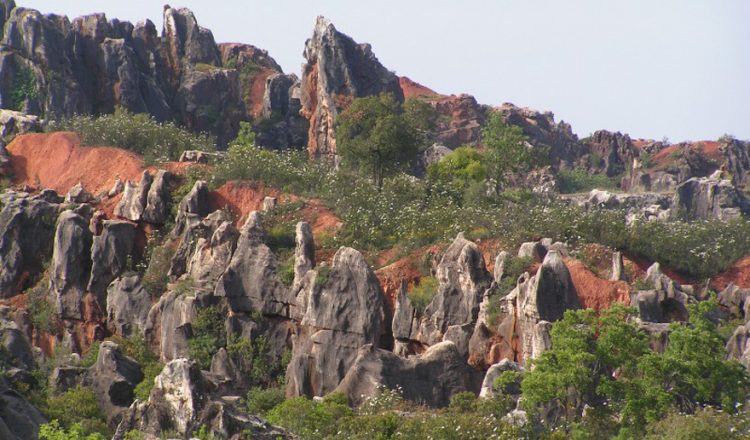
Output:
[{"xmin": 0, "ymin": 2, "xmax": 750, "ymax": 440}]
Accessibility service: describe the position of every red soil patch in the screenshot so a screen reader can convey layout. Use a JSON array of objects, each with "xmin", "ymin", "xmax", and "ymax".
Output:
[
  {"xmin": 625, "ymin": 253, "xmax": 691, "ymax": 285},
  {"xmin": 399, "ymin": 76, "xmax": 440, "ymax": 99},
  {"xmin": 476, "ymin": 239, "xmax": 505, "ymax": 273},
  {"xmin": 7, "ymin": 132, "xmax": 146, "ymax": 196},
  {"xmin": 375, "ymin": 245, "xmax": 442, "ymax": 311},
  {"xmin": 208, "ymin": 181, "xmax": 340, "ymax": 236},
  {"xmin": 246, "ymin": 68, "xmax": 277, "ymax": 120},
  {"xmin": 712, "ymin": 256, "xmax": 750, "ymax": 291},
  {"xmin": 564, "ymin": 258, "xmax": 630, "ymax": 311},
  {"xmin": 651, "ymin": 140, "xmax": 723, "ymax": 169}
]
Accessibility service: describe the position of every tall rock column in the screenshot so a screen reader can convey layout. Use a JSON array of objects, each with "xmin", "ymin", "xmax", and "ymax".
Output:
[{"xmin": 299, "ymin": 16, "xmax": 403, "ymax": 159}]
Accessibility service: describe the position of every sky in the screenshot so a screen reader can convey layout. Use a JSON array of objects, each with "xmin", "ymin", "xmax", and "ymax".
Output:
[{"xmin": 18, "ymin": 0, "xmax": 750, "ymax": 142}]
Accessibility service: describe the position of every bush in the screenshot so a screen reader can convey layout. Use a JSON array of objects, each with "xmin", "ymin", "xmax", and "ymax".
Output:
[
  {"xmin": 314, "ymin": 265, "xmax": 332, "ymax": 289},
  {"xmin": 45, "ymin": 386, "xmax": 109, "ymax": 437},
  {"xmin": 39, "ymin": 420, "xmax": 106, "ymax": 440},
  {"xmin": 245, "ymin": 387, "xmax": 285, "ymax": 416},
  {"xmin": 277, "ymin": 257, "xmax": 295, "ymax": 287},
  {"xmin": 47, "ymin": 108, "xmax": 215, "ymax": 163},
  {"xmin": 27, "ymin": 279, "xmax": 59, "ymax": 334},
  {"xmin": 134, "ymin": 361, "xmax": 163, "ymax": 401},
  {"xmin": 78, "ymin": 342, "xmax": 100, "ymax": 368},
  {"xmin": 407, "ymin": 276, "xmax": 438, "ymax": 314},
  {"xmin": 188, "ymin": 305, "xmax": 226, "ymax": 369},
  {"xmin": 266, "ymin": 396, "xmax": 352, "ymax": 440},
  {"xmin": 557, "ymin": 169, "xmax": 618, "ymax": 193},
  {"xmin": 644, "ymin": 407, "xmax": 750, "ymax": 440},
  {"xmin": 141, "ymin": 246, "xmax": 173, "ymax": 298}
]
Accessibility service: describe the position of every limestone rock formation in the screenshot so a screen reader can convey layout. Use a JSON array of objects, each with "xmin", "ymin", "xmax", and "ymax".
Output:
[
  {"xmin": 84, "ymin": 341, "xmax": 144, "ymax": 425},
  {"xmin": 50, "ymin": 210, "xmax": 93, "ymax": 320},
  {"xmin": 114, "ymin": 358, "xmax": 291, "ymax": 439},
  {"xmin": 429, "ymin": 94, "xmax": 486, "ymax": 148},
  {"xmin": 185, "ymin": 220, "xmax": 239, "ymax": 289},
  {"xmin": 115, "ymin": 170, "xmax": 172, "ymax": 224},
  {"xmin": 479, "ymin": 359, "xmax": 524, "ymax": 398},
  {"xmin": 470, "ymin": 250, "xmax": 579, "ymax": 366},
  {"xmin": 293, "ymin": 222, "xmax": 315, "ymax": 289},
  {"xmin": 286, "ymin": 246, "xmax": 385, "ymax": 397},
  {"xmin": 144, "ymin": 290, "xmax": 197, "ymax": 362},
  {"xmin": 214, "ymin": 212, "xmax": 292, "ymax": 315},
  {"xmin": 300, "ymin": 16, "xmax": 403, "ymax": 159},
  {"xmin": 0, "ymin": 376, "xmax": 45, "ymax": 440},
  {"xmin": 0, "ymin": 190, "xmax": 60, "ymax": 298},
  {"xmin": 106, "ymin": 274, "xmax": 152, "ymax": 337},
  {"xmin": 632, "ymin": 263, "xmax": 690, "ymax": 323},
  {"xmin": 335, "ymin": 342, "xmax": 483, "ymax": 407},
  {"xmin": 170, "ymin": 210, "xmax": 230, "ymax": 284},
  {"xmin": 584, "ymin": 130, "xmax": 638, "ymax": 177},
  {"xmin": 672, "ymin": 174, "xmax": 750, "ymax": 221},
  {"xmin": 418, "ymin": 234, "xmax": 492, "ymax": 345},
  {"xmin": 498, "ymin": 103, "xmax": 580, "ymax": 168},
  {"xmin": 87, "ymin": 220, "xmax": 135, "ymax": 302}
]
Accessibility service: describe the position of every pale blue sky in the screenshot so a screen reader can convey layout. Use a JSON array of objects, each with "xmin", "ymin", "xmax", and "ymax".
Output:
[{"xmin": 18, "ymin": 1, "xmax": 750, "ymax": 142}]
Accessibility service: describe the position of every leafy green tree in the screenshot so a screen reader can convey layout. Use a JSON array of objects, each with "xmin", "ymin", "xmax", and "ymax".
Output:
[
  {"xmin": 336, "ymin": 93, "xmax": 420, "ymax": 190},
  {"xmin": 428, "ymin": 146, "xmax": 486, "ymax": 193},
  {"xmin": 233, "ymin": 121, "xmax": 256, "ymax": 147},
  {"xmin": 481, "ymin": 112, "xmax": 546, "ymax": 191},
  {"xmin": 403, "ymin": 97, "xmax": 438, "ymax": 139}
]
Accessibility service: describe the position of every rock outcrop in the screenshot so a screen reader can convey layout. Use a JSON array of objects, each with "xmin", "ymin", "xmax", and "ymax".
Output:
[
  {"xmin": 106, "ymin": 274, "xmax": 152, "ymax": 337},
  {"xmin": 300, "ymin": 16, "xmax": 403, "ymax": 159},
  {"xmin": 286, "ymin": 246, "xmax": 385, "ymax": 398},
  {"xmin": 86, "ymin": 220, "xmax": 135, "ymax": 301},
  {"xmin": 335, "ymin": 342, "xmax": 483, "ymax": 407},
  {"xmin": 0, "ymin": 4, "xmax": 301, "ymax": 147},
  {"xmin": 671, "ymin": 173, "xmax": 750, "ymax": 221},
  {"xmin": 0, "ymin": 190, "xmax": 60, "ymax": 297},
  {"xmin": 114, "ymin": 358, "xmax": 291, "ymax": 439},
  {"xmin": 115, "ymin": 170, "xmax": 172, "ymax": 224},
  {"xmin": 84, "ymin": 341, "xmax": 144, "ymax": 425},
  {"xmin": 418, "ymin": 234, "xmax": 492, "ymax": 345},
  {"xmin": 214, "ymin": 212, "xmax": 292, "ymax": 315},
  {"xmin": 50, "ymin": 210, "xmax": 92, "ymax": 320},
  {"xmin": 470, "ymin": 249, "xmax": 579, "ymax": 366}
]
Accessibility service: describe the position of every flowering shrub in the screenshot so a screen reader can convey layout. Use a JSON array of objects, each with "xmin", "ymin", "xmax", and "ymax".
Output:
[
  {"xmin": 47, "ymin": 108, "xmax": 215, "ymax": 163},
  {"xmin": 211, "ymin": 144, "xmax": 750, "ymax": 279}
]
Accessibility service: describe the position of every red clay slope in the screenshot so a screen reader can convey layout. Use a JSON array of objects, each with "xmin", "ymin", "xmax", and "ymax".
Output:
[{"xmin": 7, "ymin": 132, "xmax": 146, "ymax": 196}]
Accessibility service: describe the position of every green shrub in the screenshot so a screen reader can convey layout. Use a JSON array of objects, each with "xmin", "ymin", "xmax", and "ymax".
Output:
[
  {"xmin": 557, "ymin": 169, "xmax": 618, "ymax": 193},
  {"xmin": 45, "ymin": 386, "xmax": 109, "ymax": 437},
  {"xmin": 10, "ymin": 65, "xmax": 38, "ymax": 111},
  {"xmin": 266, "ymin": 396, "xmax": 352, "ymax": 440},
  {"xmin": 39, "ymin": 420, "xmax": 106, "ymax": 440},
  {"xmin": 266, "ymin": 222, "xmax": 296, "ymax": 252},
  {"xmin": 47, "ymin": 108, "xmax": 215, "ymax": 163},
  {"xmin": 314, "ymin": 265, "xmax": 332, "ymax": 289},
  {"xmin": 407, "ymin": 276, "xmax": 438, "ymax": 314},
  {"xmin": 245, "ymin": 387, "xmax": 285, "ymax": 416},
  {"xmin": 278, "ymin": 257, "xmax": 295, "ymax": 287},
  {"xmin": 188, "ymin": 305, "xmax": 226, "ymax": 369},
  {"xmin": 78, "ymin": 342, "xmax": 100, "ymax": 368},
  {"xmin": 133, "ymin": 361, "xmax": 163, "ymax": 402},
  {"xmin": 644, "ymin": 407, "xmax": 750, "ymax": 440},
  {"xmin": 141, "ymin": 246, "xmax": 173, "ymax": 298},
  {"xmin": 27, "ymin": 279, "xmax": 59, "ymax": 334},
  {"xmin": 449, "ymin": 391, "xmax": 478, "ymax": 413}
]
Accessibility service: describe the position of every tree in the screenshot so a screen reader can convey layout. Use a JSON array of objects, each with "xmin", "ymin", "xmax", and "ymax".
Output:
[
  {"xmin": 427, "ymin": 146, "xmax": 487, "ymax": 203},
  {"xmin": 481, "ymin": 112, "xmax": 545, "ymax": 191},
  {"xmin": 336, "ymin": 93, "xmax": 420, "ymax": 190}
]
